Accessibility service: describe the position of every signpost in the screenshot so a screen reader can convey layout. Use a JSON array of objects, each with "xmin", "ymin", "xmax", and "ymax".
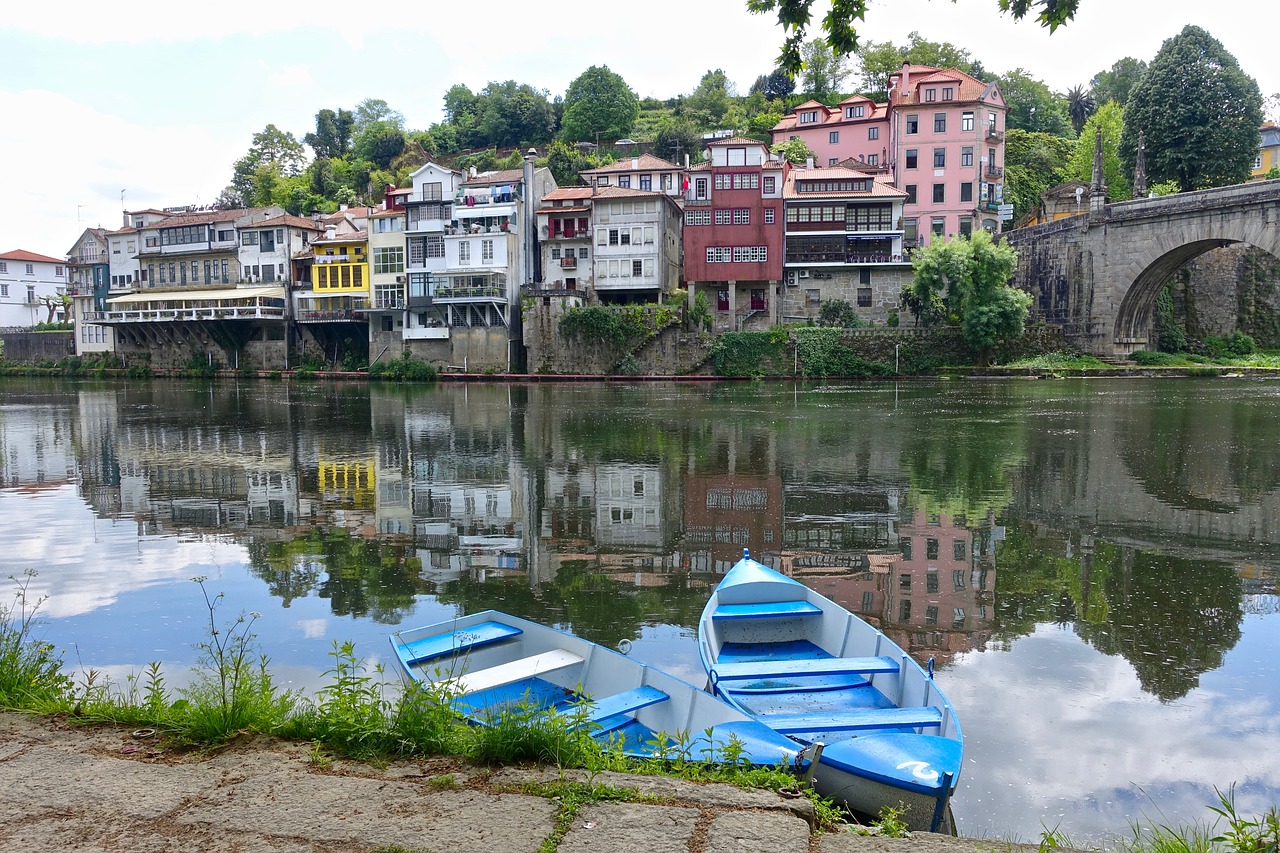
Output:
[{"xmin": 998, "ymin": 204, "xmax": 1014, "ymax": 221}]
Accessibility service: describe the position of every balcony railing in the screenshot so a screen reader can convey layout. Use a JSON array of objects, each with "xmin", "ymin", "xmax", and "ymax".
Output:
[
  {"xmin": 298, "ymin": 309, "xmax": 363, "ymax": 322},
  {"xmin": 559, "ymin": 256, "xmax": 577, "ymax": 269},
  {"xmin": 433, "ymin": 285, "xmax": 506, "ymax": 301},
  {"xmin": 542, "ymin": 227, "xmax": 590, "ymax": 240},
  {"xmin": 684, "ymin": 196, "xmax": 712, "ymax": 206},
  {"xmin": 785, "ymin": 253, "xmax": 906, "ymax": 265},
  {"xmin": 985, "ymin": 165, "xmax": 1004, "ymax": 178},
  {"xmin": 985, "ymin": 125, "xmax": 1003, "ymax": 142},
  {"xmin": 87, "ymin": 305, "xmax": 286, "ymax": 324}
]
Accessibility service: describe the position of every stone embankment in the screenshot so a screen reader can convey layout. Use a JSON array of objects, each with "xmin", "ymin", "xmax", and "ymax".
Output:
[{"xmin": 0, "ymin": 712, "xmax": 1049, "ymax": 853}]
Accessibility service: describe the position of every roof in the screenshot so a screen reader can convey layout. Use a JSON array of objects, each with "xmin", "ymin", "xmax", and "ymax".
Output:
[
  {"xmin": 541, "ymin": 187, "xmax": 594, "ymax": 202},
  {"xmin": 771, "ymin": 100, "xmax": 889, "ymax": 133},
  {"xmin": 245, "ymin": 214, "xmax": 325, "ymax": 230},
  {"xmin": 591, "ymin": 185, "xmax": 672, "ymax": 201},
  {"xmin": 387, "ymin": 187, "xmax": 414, "ymax": 196},
  {"xmin": 150, "ymin": 209, "xmax": 243, "ymax": 228},
  {"xmin": 324, "ymin": 206, "xmax": 376, "ymax": 222},
  {"xmin": 312, "ymin": 229, "xmax": 368, "ymax": 245},
  {"xmin": 579, "ymin": 154, "xmax": 683, "ymax": 175},
  {"xmin": 367, "ymin": 208, "xmax": 405, "ymax": 218},
  {"xmin": 703, "ymin": 135, "xmax": 770, "ymax": 149},
  {"xmin": 462, "ymin": 168, "xmax": 524, "ymax": 187},
  {"xmin": 783, "ymin": 168, "xmax": 907, "ymax": 200},
  {"xmin": 106, "ymin": 226, "xmax": 138, "ymax": 236},
  {"xmin": 124, "ymin": 208, "xmax": 170, "ymax": 217},
  {"xmin": 538, "ymin": 206, "xmax": 591, "ymax": 214},
  {"xmin": 888, "ymin": 63, "xmax": 996, "ymax": 107},
  {"xmin": 1, "ymin": 249, "xmax": 66, "ymax": 264}
]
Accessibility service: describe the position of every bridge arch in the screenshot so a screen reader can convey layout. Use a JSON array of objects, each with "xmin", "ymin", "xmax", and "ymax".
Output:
[{"xmin": 1113, "ymin": 238, "xmax": 1236, "ymax": 346}]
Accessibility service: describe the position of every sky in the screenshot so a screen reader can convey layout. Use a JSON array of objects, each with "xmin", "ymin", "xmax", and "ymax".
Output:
[{"xmin": 3, "ymin": 0, "xmax": 1276, "ymax": 259}]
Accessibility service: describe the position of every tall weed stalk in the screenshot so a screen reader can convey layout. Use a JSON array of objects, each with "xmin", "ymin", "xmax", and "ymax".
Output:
[{"xmin": 0, "ymin": 571, "xmax": 72, "ymax": 709}]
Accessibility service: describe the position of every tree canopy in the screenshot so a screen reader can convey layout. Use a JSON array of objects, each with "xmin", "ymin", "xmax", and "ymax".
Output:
[
  {"xmin": 854, "ymin": 32, "xmax": 985, "ymax": 96},
  {"xmin": 684, "ymin": 69, "xmax": 736, "ymax": 125},
  {"xmin": 998, "ymin": 69, "xmax": 1073, "ymax": 136},
  {"xmin": 1120, "ymin": 25, "xmax": 1263, "ymax": 192},
  {"xmin": 1002, "ymin": 128, "xmax": 1073, "ymax": 221},
  {"xmin": 799, "ymin": 39, "xmax": 849, "ymax": 101},
  {"xmin": 1064, "ymin": 102, "xmax": 1130, "ymax": 200},
  {"xmin": 746, "ymin": 0, "xmax": 1079, "ymax": 75},
  {"xmin": 561, "ymin": 65, "xmax": 639, "ymax": 143},
  {"xmin": 1089, "ymin": 57, "xmax": 1147, "ymax": 107}
]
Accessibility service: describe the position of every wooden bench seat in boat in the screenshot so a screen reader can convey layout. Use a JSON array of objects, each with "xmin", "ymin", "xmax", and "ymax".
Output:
[
  {"xmin": 571, "ymin": 685, "xmax": 670, "ymax": 733},
  {"xmin": 710, "ymin": 656, "xmax": 900, "ymax": 681},
  {"xmin": 763, "ymin": 706, "xmax": 943, "ymax": 734},
  {"xmin": 711, "ymin": 601, "xmax": 822, "ymax": 621},
  {"xmin": 394, "ymin": 621, "xmax": 522, "ymax": 667},
  {"xmin": 452, "ymin": 650, "xmax": 584, "ymax": 694}
]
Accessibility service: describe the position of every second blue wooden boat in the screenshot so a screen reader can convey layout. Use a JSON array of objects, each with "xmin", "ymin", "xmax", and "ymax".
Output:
[{"xmin": 697, "ymin": 551, "xmax": 964, "ymax": 832}]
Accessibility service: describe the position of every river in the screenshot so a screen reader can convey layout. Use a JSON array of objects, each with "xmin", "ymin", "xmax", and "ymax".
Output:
[{"xmin": 1, "ymin": 377, "xmax": 1277, "ymax": 841}]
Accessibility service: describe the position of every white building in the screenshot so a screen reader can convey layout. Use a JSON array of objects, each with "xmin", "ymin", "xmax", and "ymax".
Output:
[
  {"xmin": 0, "ymin": 250, "xmax": 67, "ymax": 327},
  {"xmin": 403, "ymin": 163, "xmax": 464, "ymax": 339}
]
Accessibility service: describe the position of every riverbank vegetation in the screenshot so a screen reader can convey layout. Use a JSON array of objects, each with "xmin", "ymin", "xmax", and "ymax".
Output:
[{"xmin": 0, "ymin": 573, "xmax": 841, "ymax": 827}]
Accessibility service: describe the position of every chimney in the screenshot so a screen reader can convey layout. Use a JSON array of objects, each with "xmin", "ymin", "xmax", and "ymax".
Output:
[
  {"xmin": 631, "ymin": 156, "xmax": 639, "ymax": 170},
  {"xmin": 339, "ymin": 203, "xmax": 348, "ymax": 212},
  {"xmin": 805, "ymin": 157, "xmax": 814, "ymax": 170},
  {"xmin": 901, "ymin": 62, "xmax": 911, "ymax": 101},
  {"xmin": 325, "ymin": 224, "xmax": 337, "ymax": 240}
]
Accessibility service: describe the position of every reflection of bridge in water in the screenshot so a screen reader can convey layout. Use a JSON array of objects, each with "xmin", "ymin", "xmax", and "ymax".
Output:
[{"xmin": 1006, "ymin": 180, "xmax": 1280, "ymax": 358}]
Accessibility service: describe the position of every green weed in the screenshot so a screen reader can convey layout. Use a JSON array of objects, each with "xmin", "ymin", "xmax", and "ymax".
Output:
[{"xmin": 0, "ymin": 571, "xmax": 72, "ymax": 709}]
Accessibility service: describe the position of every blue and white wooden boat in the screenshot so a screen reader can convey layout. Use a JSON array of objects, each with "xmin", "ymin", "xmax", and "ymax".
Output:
[
  {"xmin": 390, "ymin": 609, "xmax": 803, "ymax": 767},
  {"xmin": 697, "ymin": 551, "xmax": 964, "ymax": 832}
]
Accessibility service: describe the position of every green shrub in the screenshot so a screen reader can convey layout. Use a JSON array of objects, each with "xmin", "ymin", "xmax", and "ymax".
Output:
[
  {"xmin": 1204, "ymin": 332, "xmax": 1257, "ymax": 358},
  {"xmin": 1131, "ymin": 350, "xmax": 1181, "ymax": 366},
  {"xmin": 817, "ymin": 299, "xmax": 863, "ymax": 329},
  {"xmin": 368, "ymin": 353, "xmax": 440, "ymax": 382},
  {"xmin": 560, "ymin": 305, "xmax": 649, "ymax": 347},
  {"xmin": 794, "ymin": 327, "xmax": 891, "ymax": 377},
  {"xmin": 709, "ymin": 329, "xmax": 790, "ymax": 377}
]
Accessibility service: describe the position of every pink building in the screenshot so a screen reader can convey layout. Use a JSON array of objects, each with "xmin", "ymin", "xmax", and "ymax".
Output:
[
  {"xmin": 773, "ymin": 63, "xmax": 1008, "ymax": 247},
  {"xmin": 682, "ymin": 137, "xmax": 787, "ymax": 330}
]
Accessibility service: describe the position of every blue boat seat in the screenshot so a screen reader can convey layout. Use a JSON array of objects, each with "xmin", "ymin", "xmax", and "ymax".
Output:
[
  {"xmin": 570, "ymin": 685, "xmax": 670, "ymax": 733},
  {"xmin": 394, "ymin": 621, "xmax": 522, "ymax": 667},
  {"xmin": 710, "ymin": 656, "xmax": 900, "ymax": 681},
  {"xmin": 711, "ymin": 601, "xmax": 822, "ymax": 620},
  {"xmin": 764, "ymin": 706, "xmax": 943, "ymax": 734}
]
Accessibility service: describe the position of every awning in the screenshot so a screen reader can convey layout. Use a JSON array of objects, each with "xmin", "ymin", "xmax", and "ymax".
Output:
[{"xmin": 107, "ymin": 286, "xmax": 285, "ymax": 304}]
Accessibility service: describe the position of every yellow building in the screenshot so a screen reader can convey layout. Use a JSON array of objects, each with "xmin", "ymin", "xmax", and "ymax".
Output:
[
  {"xmin": 1250, "ymin": 123, "xmax": 1280, "ymax": 181},
  {"xmin": 301, "ymin": 228, "xmax": 369, "ymax": 318}
]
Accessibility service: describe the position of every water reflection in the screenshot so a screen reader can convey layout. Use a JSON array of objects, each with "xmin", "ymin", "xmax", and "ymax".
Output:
[{"xmin": 2, "ymin": 378, "xmax": 1279, "ymax": 840}]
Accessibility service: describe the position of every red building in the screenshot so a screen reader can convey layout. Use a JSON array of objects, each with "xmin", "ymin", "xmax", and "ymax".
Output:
[{"xmin": 682, "ymin": 137, "xmax": 787, "ymax": 330}]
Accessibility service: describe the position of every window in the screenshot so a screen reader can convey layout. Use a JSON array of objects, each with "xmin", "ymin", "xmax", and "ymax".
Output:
[
  {"xmin": 218, "ymin": 229, "xmax": 233, "ymax": 241},
  {"xmin": 706, "ymin": 247, "xmax": 732, "ymax": 263},
  {"xmin": 632, "ymin": 260, "xmax": 643, "ymax": 277},
  {"xmin": 846, "ymin": 105, "xmax": 865, "ymax": 118},
  {"xmin": 954, "ymin": 540, "xmax": 967, "ymax": 560},
  {"xmin": 903, "ymin": 218, "xmax": 918, "ymax": 242},
  {"xmin": 861, "ymin": 591, "xmax": 874, "ymax": 612},
  {"xmin": 828, "ymin": 157, "xmax": 839, "ymax": 166},
  {"xmin": 639, "ymin": 174, "xmax": 652, "ymax": 190},
  {"xmin": 731, "ymin": 246, "xmax": 768, "ymax": 262},
  {"xmin": 686, "ymin": 209, "xmax": 711, "ymax": 226},
  {"xmin": 733, "ymin": 209, "xmax": 750, "ymax": 224},
  {"xmin": 932, "ymin": 184, "xmax": 945, "ymax": 203},
  {"xmin": 905, "ymin": 149, "xmax": 918, "ymax": 169},
  {"xmin": 459, "ymin": 241, "xmax": 471, "ymax": 263},
  {"xmin": 961, "ymin": 146, "xmax": 974, "ymax": 167},
  {"xmin": 933, "ymin": 148, "xmax": 946, "ymax": 168},
  {"xmin": 900, "ymin": 573, "xmax": 912, "ymax": 591},
  {"xmin": 551, "ymin": 247, "xmax": 561, "ymax": 260},
  {"xmin": 25, "ymin": 263, "xmax": 35, "ymax": 275},
  {"xmin": 764, "ymin": 208, "xmax": 775, "ymax": 224},
  {"xmin": 617, "ymin": 176, "xmax": 630, "ymax": 188},
  {"xmin": 800, "ymin": 110, "xmax": 818, "ymax": 123},
  {"xmin": 372, "ymin": 246, "xmax": 404, "ymax": 274},
  {"xmin": 905, "ymin": 185, "xmax": 917, "ymax": 204},
  {"xmin": 763, "ymin": 175, "xmax": 776, "ymax": 193},
  {"xmin": 481, "ymin": 239, "xmax": 494, "ymax": 261},
  {"xmin": 942, "ymin": 87, "xmax": 954, "ymax": 101},
  {"xmin": 829, "ymin": 131, "xmax": 839, "ymax": 144},
  {"xmin": 579, "ymin": 247, "xmax": 588, "ymax": 258},
  {"xmin": 934, "ymin": 113, "xmax": 947, "ymax": 133},
  {"xmin": 906, "ymin": 115, "xmax": 918, "ymax": 134},
  {"xmin": 962, "ymin": 111, "xmax": 974, "ymax": 132},
  {"xmin": 959, "ymin": 219, "xmax": 973, "ymax": 237},
  {"xmin": 924, "ymin": 88, "xmax": 937, "ymax": 102},
  {"xmin": 857, "ymin": 287, "xmax": 872, "ymax": 307},
  {"xmin": 241, "ymin": 231, "xmax": 259, "ymax": 246},
  {"xmin": 715, "ymin": 209, "xmax": 731, "ymax": 225},
  {"xmin": 960, "ymin": 182, "xmax": 973, "ymax": 202},
  {"xmin": 926, "ymin": 538, "xmax": 939, "ymax": 559},
  {"xmin": 1255, "ymin": 154, "xmax": 1263, "ymax": 170},
  {"xmin": 596, "ymin": 176, "xmax": 609, "ymax": 186},
  {"xmin": 859, "ymin": 268, "xmax": 871, "ymax": 284},
  {"xmin": 55, "ymin": 265, "xmax": 63, "ymax": 276},
  {"xmin": 620, "ymin": 229, "xmax": 631, "ymax": 245},
  {"xmin": 426, "ymin": 234, "xmax": 445, "ymax": 258},
  {"xmin": 931, "ymin": 217, "xmax": 946, "ymax": 236},
  {"xmin": 609, "ymin": 229, "xmax": 619, "ymax": 246},
  {"xmin": 694, "ymin": 177, "xmax": 708, "ymax": 199},
  {"xmin": 806, "ymin": 288, "xmax": 821, "ymax": 307},
  {"xmin": 868, "ymin": 126, "xmax": 879, "ymax": 140}
]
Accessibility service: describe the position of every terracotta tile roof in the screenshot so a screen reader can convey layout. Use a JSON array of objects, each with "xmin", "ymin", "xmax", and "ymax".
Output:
[
  {"xmin": 591, "ymin": 185, "xmax": 670, "ymax": 200},
  {"xmin": 542, "ymin": 187, "xmax": 594, "ymax": 202},
  {"xmin": 791, "ymin": 100, "xmax": 829, "ymax": 112},
  {"xmin": 783, "ymin": 169, "xmax": 906, "ymax": 200},
  {"xmin": 703, "ymin": 135, "xmax": 769, "ymax": 148},
  {"xmin": 106, "ymin": 226, "xmax": 138, "ymax": 235},
  {"xmin": 367, "ymin": 208, "xmax": 404, "ymax": 218},
  {"xmin": 124, "ymin": 208, "xmax": 170, "ymax": 217},
  {"xmin": 462, "ymin": 169, "xmax": 524, "ymax": 187},
  {"xmin": 538, "ymin": 205, "xmax": 591, "ymax": 214},
  {"xmin": 772, "ymin": 101, "xmax": 889, "ymax": 133},
  {"xmin": 0, "ymin": 249, "xmax": 65, "ymax": 264},
  {"xmin": 889, "ymin": 64, "xmax": 993, "ymax": 106},
  {"xmin": 324, "ymin": 206, "xmax": 376, "ymax": 222},
  {"xmin": 387, "ymin": 187, "xmax": 414, "ymax": 195},
  {"xmin": 248, "ymin": 214, "xmax": 325, "ymax": 230},
  {"xmin": 312, "ymin": 229, "xmax": 368, "ymax": 245},
  {"xmin": 150, "ymin": 209, "xmax": 244, "ymax": 228},
  {"xmin": 579, "ymin": 154, "xmax": 683, "ymax": 175}
]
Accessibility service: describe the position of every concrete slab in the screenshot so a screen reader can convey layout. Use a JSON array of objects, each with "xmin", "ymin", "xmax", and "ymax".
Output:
[
  {"xmin": 0, "ymin": 817, "xmax": 322, "ymax": 853},
  {"xmin": 558, "ymin": 801, "xmax": 701, "ymax": 853},
  {"xmin": 704, "ymin": 811, "xmax": 812, "ymax": 853}
]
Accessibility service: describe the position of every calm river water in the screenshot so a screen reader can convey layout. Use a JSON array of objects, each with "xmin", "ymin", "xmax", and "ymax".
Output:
[{"xmin": 1, "ymin": 377, "xmax": 1278, "ymax": 841}]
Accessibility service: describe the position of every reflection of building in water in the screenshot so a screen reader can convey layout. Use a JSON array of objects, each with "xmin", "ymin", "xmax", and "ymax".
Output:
[
  {"xmin": 783, "ymin": 481, "xmax": 903, "ymax": 555},
  {"xmin": 880, "ymin": 511, "xmax": 999, "ymax": 664},
  {"xmin": 0, "ymin": 397, "xmax": 79, "ymax": 489},
  {"xmin": 595, "ymin": 464, "xmax": 669, "ymax": 549},
  {"xmin": 683, "ymin": 473, "xmax": 783, "ymax": 573}
]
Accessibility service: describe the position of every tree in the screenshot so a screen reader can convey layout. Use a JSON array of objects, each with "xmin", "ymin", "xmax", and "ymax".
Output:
[
  {"xmin": 468, "ymin": 80, "xmax": 557, "ymax": 148},
  {"xmin": 229, "ymin": 124, "xmax": 307, "ymax": 205},
  {"xmin": 303, "ymin": 108, "xmax": 354, "ymax": 159},
  {"xmin": 353, "ymin": 122, "xmax": 407, "ymax": 169},
  {"xmin": 855, "ymin": 32, "xmax": 985, "ymax": 96},
  {"xmin": 685, "ymin": 69, "xmax": 735, "ymax": 124},
  {"xmin": 1002, "ymin": 128, "xmax": 1073, "ymax": 220},
  {"xmin": 907, "ymin": 231, "xmax": 1028, "ymax": 364},
  {"xmin": 799, "ymin": 39, "xmax": 849, "ymax": 101},
  {"xmin": 745, "ymin": 0, "xmax": 1079, "ymax": 75},
  {"xmin": 1121, "ymin": 25, "xmax": 1263, "ymax": 193},
  {"xmin": 653, "ymin": 119, "xmax": 702, "ymax": 166},
  {"xmin": 1065, "ymin": 84, "xmax": 1096, "ymax": 136},
  {"xmin": 1089, "ymin": 57, "xmax": 1147, "ymax": 107},
  {"xmin": 772, "ymin": 137, "xmax": 815, "ymax": 164},
  {"xmin": 750, "ymin": 68, "xmax": 795, "ymax": 100},
  {"xmin": 353, "ymin": 98, "xmax": 404, "ymax": 132},
  {"xmin": 1063, "ymin": 102, "xmax": 1130, "ymax": 200},
  {"xmin": 999, "ymin": 69, "xmax": 1073, "ymax": 136},
  {"xmin": 561, "ymin": 66, "xmax": 639, "ymax": 143}
]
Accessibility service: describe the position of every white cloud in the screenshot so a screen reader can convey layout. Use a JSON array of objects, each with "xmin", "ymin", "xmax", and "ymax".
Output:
[
  {"xmin": 0, "ymin": 89, "xmax": 239, "ymax": 255},
  {"xmin": 270, "ymin": 65, "xmax": 314, "ymax": 89}
]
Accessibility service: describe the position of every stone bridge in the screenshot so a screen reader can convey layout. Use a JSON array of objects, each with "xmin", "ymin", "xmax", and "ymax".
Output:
[{"xmin": 1004, "ymin": 179, "xmax": 1280, "ymax": 358}]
